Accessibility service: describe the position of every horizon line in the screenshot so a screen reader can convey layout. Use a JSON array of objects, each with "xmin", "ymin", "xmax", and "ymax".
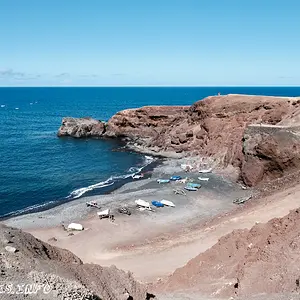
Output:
[{"xmin": 0, "ymin": 85, "xmax": 300, "ymax": 88}]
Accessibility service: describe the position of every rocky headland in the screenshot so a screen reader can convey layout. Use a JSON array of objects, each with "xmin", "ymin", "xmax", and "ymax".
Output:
[{"xmin": 58, "ymin": 94, "xmax": 300, "ymax": 186}]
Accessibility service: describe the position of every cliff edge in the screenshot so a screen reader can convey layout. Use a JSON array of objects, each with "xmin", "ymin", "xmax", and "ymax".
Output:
[{"xmin": 58, "ymin": 94, "xmax": 300, "ymax": 186}]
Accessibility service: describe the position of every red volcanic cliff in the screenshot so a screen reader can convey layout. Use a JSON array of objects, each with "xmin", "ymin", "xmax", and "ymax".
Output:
[{"xmin": 58, "ymin": 94, "xmax": 300, "ymax": 186}]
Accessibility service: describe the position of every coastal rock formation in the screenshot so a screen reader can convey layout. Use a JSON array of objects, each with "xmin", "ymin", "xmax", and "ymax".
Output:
[
  {"xmin": 57, "ymin": 117, "xmax": 106, "ymax": 138},
  {"xmin": 156, "ymin": 208, "xmax": 300, "ymax": 298},
  {"xmin": 58, "ymin": 94, "xmax": 300, "ymax": 185},
  {"xmin": 0, "ymin": 224, "xmax": 154, "ymax": 299}
]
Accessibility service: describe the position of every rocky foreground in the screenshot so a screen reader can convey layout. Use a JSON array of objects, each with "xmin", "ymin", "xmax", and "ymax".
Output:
[
  {"xmin": 155, "ymin": 208, "xmax": 300, "ymax": 299},
  {"xmin": 0, "ymin": 224, "xmax": 154, "ymax": 299},
  {"xmin": 58, "ymin": 94, "xmax": 300, "ymax": 186}
]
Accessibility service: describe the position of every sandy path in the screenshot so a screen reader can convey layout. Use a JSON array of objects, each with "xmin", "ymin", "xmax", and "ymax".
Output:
[{"xmin": 25, "ymin": 183, "xmax": 300, "ymax": 285}]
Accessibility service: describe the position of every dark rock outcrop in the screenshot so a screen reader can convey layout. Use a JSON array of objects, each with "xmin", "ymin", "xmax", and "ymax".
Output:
[
  {"xmin": 57, "ymin": 117, "xmax": 106, "ymax": 138},
  {"xmin": 58, "ymin": 94, "xmax": 300, "ymax": 186},
  {"xmin": 0, "ymin": 224, "xmax": 154, "ymax": 299}
]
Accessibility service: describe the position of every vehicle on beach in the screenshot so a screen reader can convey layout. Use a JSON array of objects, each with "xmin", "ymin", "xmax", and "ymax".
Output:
[
  {"xmin": 157, "ymin": 179, "xmax": 170, "ymax": 184},
  {"xmin": 160, "ymin": 199, "xmax": 175, "ymax": 207}
]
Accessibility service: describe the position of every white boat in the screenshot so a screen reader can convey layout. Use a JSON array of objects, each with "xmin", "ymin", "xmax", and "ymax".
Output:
[
  {"xmin": 160, "ymin": 199, "xmax": 175, "ymax": 207},
  {"xmin": 86, "ymin": 201, "xmax": 100, "ymax": 208},
  {"xmin": 97, "ymin": 209, "xmax": 110, "ymax": 218},
  {"xmin": 199, "ymin": 168, "xmax": 212, "ymax": 173},
  {"xmin": 135, "ymin": 199, "xmax": 150, "ymax": 209},
  {"xmin": 132, "ymin": 174, "xmax": 144, "ymax": 179},
  {"xmin": 15, "ymin": 107, "xmax": 19, "ymax": 110},
  {"xmin": 198, "ymin": 177, "xmax": 209, "ymax": 181},
  {"xmin": 145, "ymin": 155, "xmax": 154, "ymax": 160},
  {"xmin": 67, "ymin": 223, "xmax": 84, "ymax": 231},
  {"xmin": 0, "ymin": 105, "xmax": 5, "ymax": 108}
]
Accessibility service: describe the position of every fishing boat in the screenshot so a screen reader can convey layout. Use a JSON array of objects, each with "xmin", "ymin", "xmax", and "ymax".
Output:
[
  {"xmin": 184, "ymin": 186, "xmax": 198, "ymax": 191},
  {"xmin": 132, "ymin": 173, "xmax": 144, "ymax": 179},
  {"xmin": 157, "ymin": 179, "xmax": 170, "ymax": 184},
  {"xmin": 67, "ymin": 223, "xmax": 84, "ymax": 231},
  {"xmin": 160, "ymin": 199, "xmax": 175, "ymax": 207},
  {"xmin": 97, "ymin": 209, "xmax": 110, "ymax": 219},
  {"xmin": 151, "ymin": 200, "xmax": 164, "ymax": 207},
  {"xmin": 187, "ymin": 182, "xmax": 201, "ymax": 189},
  {"xmin": 170, "ymin": 175, "xmax": 182, "ymax": 181},
  {"xmin": 145, "ymin": 155, "xmax": 154, "ymax": 160},
  {"xmin": 198, "ymin": 177, "xmax": 209, "ymax": 181},
  {"xmin": 199, "ymin": 168, "xmax": 212, "ymax": 173},
  {"xmin": 86, "ymin": 201, "xmax": 100, "ymax": 208},
  {"xmin": 135, "ymin": 199, "xmax": 151, "ymax": 209}
]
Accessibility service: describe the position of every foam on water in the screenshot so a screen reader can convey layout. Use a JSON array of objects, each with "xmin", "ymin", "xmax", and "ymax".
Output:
[{"xmin": 67, "ymin": 155, "xmax": 156, "ymax": 200}]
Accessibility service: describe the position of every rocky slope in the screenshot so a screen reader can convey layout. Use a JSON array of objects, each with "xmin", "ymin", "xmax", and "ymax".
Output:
[
  {"xmin": 155, "ymin": 208, "xmax": 300, "ymax": 298},
  {"xmin": 0, "ymin": 224, "xmax": 154, "ymax": 299},
  {"xmin": 57, "ymin": 94, "xmax": 300, "ymax": 185}
]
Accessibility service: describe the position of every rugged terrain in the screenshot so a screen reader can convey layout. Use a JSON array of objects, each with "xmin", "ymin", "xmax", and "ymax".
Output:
[
  {"xmin": 156, "ymin": 208, "xmax": 300, "ymax": 299},
  {"xmin": 0, "ymin": 224, "xmax": 154, "ymax": 299},
  {"xmin": 58, "ymin": 94, "xmax": 300, "ymax": 186}
]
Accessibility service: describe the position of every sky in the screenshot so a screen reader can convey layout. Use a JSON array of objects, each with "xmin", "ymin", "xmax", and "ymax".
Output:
[{"xmin": 0, "ymin": 0, "xmax": 299, "ymax": 86}]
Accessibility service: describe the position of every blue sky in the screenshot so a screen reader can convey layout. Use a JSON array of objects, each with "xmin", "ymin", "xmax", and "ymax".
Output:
[{"xmin": 0, "ymin": 0, "xmax": 299, "ymax": 86}]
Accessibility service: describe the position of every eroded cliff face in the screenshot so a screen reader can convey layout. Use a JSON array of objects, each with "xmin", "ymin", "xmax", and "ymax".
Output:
[
  {"xmin": 0, "ymin": 224, "xmax": 154, "ymax": 300},
  {"xmin": 57, "ymin": 94, "xmax": 300, "ymax": 186},
  {"xmin": 155, "ymin": 208, "xmax": 300, "ymax": 298}
]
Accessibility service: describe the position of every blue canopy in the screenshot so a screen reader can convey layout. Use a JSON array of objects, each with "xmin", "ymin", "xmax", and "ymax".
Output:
[{"xmin": 152, "ymin": 201, "xmax": 164, "ymax": 207}]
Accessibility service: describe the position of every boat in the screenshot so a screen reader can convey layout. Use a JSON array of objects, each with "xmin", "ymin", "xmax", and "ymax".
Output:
[
  {"xmin": 86, "ymin": 201, "xmax": 100, "ymax": 208},
  {"xmin": 199, "ymin": 168, "xmax": 212, "ymax": 173},
  {"xmin": 151, "ymin": 201, "xmax": 164, "ymax": 207},
  {"xmin": 135, "ymin": 199, "xmax": 151, "ymax": 209},
  {"xmin": 145, "ymin": 155, "xmax": 154, "ymax": 160},
  {"xmin": 181, "ymin": 164, "xmax": 193, "ymax": 172},
  {"xmin": 233, "ymin": 195, "xmax": 252, "ymax": 205},
  {"xmin": 157, "ymin": 179, "xmax": 170, "ymax": 184},
  {"xmin": 0, "ymin": 105, "xmax": 5, "ymax": 108},
  {"xmin": 15, "ymin": 107, "xmax": 19, "ymax": 110},
  {"xmin": 97, "ymin": 209, "xmax": 110, "ymax": 219},
  {"xmin": 198, "ymin": 177, "xmax": 209, "ymax": 181},
  {"xmin": 184, "ymin": 186, "xmax": 198, "ymax": 191},
  {"xmin": 160, "ymin": 199, "xmax": 175, "ymax": 207},
  {"xmin": 173, "ymin": 188, "xmax": 186, "ymax": 196},
  {"xmin": 132, "ymin": 173, "xmax": 144, "ymax": 179},
  {"xmin": 170, "ymin": 175, "xmax": 182, "ymax": 181},
  {"xmin": 187, "ymin": 182, "xmax": 201, "ymax": 189},
  {"xmin": 118, "ymin": 207, "xmax": 131, "ymax": 215},
  {"xmin": 67, "ymin": 223, "xmax": 84, "ymax": 231}
]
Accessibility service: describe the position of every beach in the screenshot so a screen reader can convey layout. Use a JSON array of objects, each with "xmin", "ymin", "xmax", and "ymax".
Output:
[{"xmin": 2, "ymin": 158, "xmax": 249, "ymax": 280}]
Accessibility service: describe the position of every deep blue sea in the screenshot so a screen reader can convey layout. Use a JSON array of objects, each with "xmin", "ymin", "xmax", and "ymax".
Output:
[{"xmin": 1, "ymin": 87, "xmax": 300, "ymax": 218}]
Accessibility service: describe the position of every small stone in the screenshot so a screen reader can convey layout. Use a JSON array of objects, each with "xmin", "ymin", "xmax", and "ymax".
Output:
[{"xmin": 5, "ymin": 246, "xmax": 17, "ymax": 253}]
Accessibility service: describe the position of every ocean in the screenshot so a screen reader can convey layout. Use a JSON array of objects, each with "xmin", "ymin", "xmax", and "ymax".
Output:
[{"xmin": 1, "ymin": 86, "xmax": 300, "ymax": 218}]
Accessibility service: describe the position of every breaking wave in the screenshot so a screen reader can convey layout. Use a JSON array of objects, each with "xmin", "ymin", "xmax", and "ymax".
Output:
[{"xmin": 66, "ymin": 155, "xmax": 157, "ymax": 200}]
